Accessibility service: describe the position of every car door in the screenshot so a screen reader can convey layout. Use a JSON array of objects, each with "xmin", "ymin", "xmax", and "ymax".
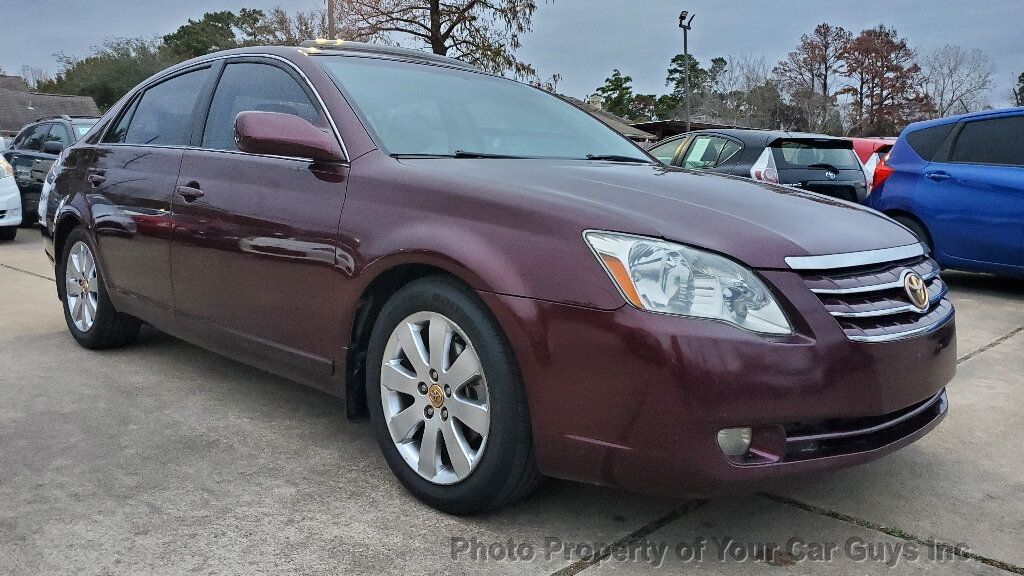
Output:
[
  {"xmin": 647, "ymin": 136, "xmax": 687, "ymax": 165},
  {"xmin": 5, "ymin": 123, "xmax": 51, "ymax": 209},
  {"xmin": 170, "ymin": 58, "xmax": 349, "ymax": 379},
  {"xmin": 922, "ymin": 115, "xmax": 1024, "ymax": 267},
  {"xmin": 87, "ymin": 65, "xmax": 215, "ymax": 324}
]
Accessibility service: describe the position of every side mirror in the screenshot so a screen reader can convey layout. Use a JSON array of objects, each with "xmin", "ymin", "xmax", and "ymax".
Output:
[
  {"xmin": 42, "ymin": 140, "xmax": 65, "ymax": 155},
  {"xmin": 234, "ymin": 111, "xmax": 344, "ymax": 163}
]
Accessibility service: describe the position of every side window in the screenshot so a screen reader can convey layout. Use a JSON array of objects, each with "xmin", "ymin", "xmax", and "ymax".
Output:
[
  {"xmin": 680, "ymin": 136, "xmax": 729, "ymax": 169},
  {"xmin": 906, "ymin": 124, "xmax": 954, "ymax": 161},
  {"xmin": 19, "ymin": 123, "xmax": 51, "ymax": 151},
  {"xmin": 949, "ymin": 116, "xmax": 1024, "ymax": 167},
  {"xmin": 717, "ymin": 139, "xmax": 742, "ymax": 165},
  {"xmin": 115, "ymin": 67, "xmax": 212, "ymax": 146},
  {"xmin": 202, "ymin": 62, "xmax": 324, "ymax": 152},
  {"xmin": 47, "ymin": 123, "xmax": 71, "ymax": 146},
  {"xmin": 648, "ymin": 138, "xmax": 686, "ymax": 165}
]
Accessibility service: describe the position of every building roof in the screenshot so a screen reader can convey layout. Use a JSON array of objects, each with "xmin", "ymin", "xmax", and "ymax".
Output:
[
  {"xmin": 561, "ymin": 96, "xmax": 655, "ymax": 141},
  {"xmin": 0, "ymin": 85, "xmax": 101, "ymax": 134},
  {"xmin": 0, "ymin": 75, "xmax": 31, "ymax": 91}
]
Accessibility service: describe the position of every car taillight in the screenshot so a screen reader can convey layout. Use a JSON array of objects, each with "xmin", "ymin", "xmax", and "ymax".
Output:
[
  {"xmin": 871, "ymin": 152, "xmax": 894, "ymax": 192},
  {"xmin": 750, "ymin": 148, "xmax": 780, "ymax": 184}
]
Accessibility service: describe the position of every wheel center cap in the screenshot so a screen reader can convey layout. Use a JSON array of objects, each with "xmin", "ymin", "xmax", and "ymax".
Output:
[
  {"xmin": 427, "ymin": 384, "xmax": 445, "ymax": 408},
  {"xmin": 81, "ymin": 280, "xmax": 90, "ymax": 293}
]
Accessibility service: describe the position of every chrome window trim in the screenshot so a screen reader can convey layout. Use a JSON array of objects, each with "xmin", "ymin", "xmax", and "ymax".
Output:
[
  {"xmin": 785, "ymin": 243, "xmax": 927, "ymax": 271},
  {"xmin": 101, "ymin": 52, "xmax": 350, "ymax": 162}
]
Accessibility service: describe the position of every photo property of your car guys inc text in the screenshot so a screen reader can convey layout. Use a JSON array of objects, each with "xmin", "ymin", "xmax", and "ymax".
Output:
[{"xmin": 1, "ymin": 0, "xmax": 1023, "ymax": 574}]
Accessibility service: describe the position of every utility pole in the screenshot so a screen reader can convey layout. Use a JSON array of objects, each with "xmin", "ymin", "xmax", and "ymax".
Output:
[
  {"xmin": 327, "ymin": 0, "xmax": 337, "ymax": 39},
  {"xmin": 678, "ymin": 11, "xmax": 696, "ymax": 133}
]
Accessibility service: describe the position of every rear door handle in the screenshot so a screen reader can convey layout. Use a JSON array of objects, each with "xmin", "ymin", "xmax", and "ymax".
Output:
[
  {"xmin": 925, "ymin": 171, "xmax": 950, "ymax": 182},
  {"xmin": 176, "ymin": 184, "xmax": 204, "ymax": 202}
]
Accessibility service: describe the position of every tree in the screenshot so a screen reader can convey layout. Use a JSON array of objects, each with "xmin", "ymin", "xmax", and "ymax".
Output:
[
  {"xmin": 594, "ymin": 69, "xmax": 635, "ymax": 119},
  {"xmin": 774, "ymin": 23, "xmax": 851, "ymax": 133},
  {"xmin": 20, "ymin": 65, "xmax": 50, "ymax": 88},
  {"xmin": 841, "ymin": 25, "xmax": 931, "ymax": 136},
  {"xmin": 162, "ymin": 11, "xmax": 250, "ymax": 59},
  {"xmin": 345, "ymin": 0, "xmax": 547, "ymax": 77},
  {"xmin": 1012, "ymin": 72, "xmax": 1024, "ymax": 106},
  {"xmin": 36, "ymin": 38, "xmax": 177, "ymax": 110},
  {"xmin": 922, "ymin": 45, "xmax": 994, "ymax": 117}
]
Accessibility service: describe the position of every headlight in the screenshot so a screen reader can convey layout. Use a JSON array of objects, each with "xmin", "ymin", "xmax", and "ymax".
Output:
[
  {"xmin": 584, "ymin": 231, "xmax": 793, "ymax": 335},
  {"xmin": 0, "ymin": 158, "xmax": 13, "ymax": 179}
]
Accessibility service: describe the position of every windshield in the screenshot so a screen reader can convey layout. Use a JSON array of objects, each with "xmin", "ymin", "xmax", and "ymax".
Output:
[
  {"xmin": 72, "ymin": 121, "xmax": 96, "ymax": 138},
  {"xmin": 317, "ymin": 56, "xmax": 649, "ymax": 161},
  {"xmin": 772, "ymin": 140, "xmax": 861, "ymax": 170}
]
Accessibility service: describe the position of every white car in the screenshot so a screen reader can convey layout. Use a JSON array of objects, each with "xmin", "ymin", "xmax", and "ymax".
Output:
[{"xmin": 0, "ymin": 156, "xmax": 22, "ymax": 241}]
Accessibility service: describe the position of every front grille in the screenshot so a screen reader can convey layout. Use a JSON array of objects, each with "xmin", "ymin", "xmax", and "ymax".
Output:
[
  {"xmin": 0, "ymin": 210, "xmax": 6, "ymax": 219},
  {"xmin": 798, "ymin": 254, "xmax": 954, "ymax": 342}
]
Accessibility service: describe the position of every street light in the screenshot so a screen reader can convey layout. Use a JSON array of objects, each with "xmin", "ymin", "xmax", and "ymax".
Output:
[{"xmin": 678, "ymin": 10, "xmax": 696, "ymax": 133}]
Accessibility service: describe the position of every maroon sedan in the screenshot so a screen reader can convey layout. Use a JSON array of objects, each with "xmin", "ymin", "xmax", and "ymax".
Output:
[{"xmin": 43, "ymin": 42, "xmax": 955, "ymax": 515}]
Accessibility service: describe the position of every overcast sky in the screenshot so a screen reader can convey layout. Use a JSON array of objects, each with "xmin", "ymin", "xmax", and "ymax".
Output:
[{"xmin": 1, "ymin": 0, "xmax": 1020, "ymax": 105}]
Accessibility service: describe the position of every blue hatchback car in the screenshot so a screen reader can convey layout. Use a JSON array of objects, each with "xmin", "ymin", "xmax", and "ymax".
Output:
[{"xmin": 866, "ymin": 107, "xmax": 1024, "ymax": 277}]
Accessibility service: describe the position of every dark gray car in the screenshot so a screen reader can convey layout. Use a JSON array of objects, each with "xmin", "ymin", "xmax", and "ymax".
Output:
[
  {"xmin": 2, "ymin": 115, "xmax": 98, "ymax": 224},
  {"xmin": 648, "ymin": 129, "xmax": 868, "ymax": 202}
]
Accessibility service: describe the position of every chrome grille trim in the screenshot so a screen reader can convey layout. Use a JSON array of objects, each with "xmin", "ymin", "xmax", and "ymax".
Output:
[
  {"xmin": 797, "ymin": 253, "xmax": 955, "ymax": 343},
  {"xmin": 785, "ymin": 243, "xmax": 927, "ymax": 270},
  {"xmin": 809, "ymin": 268, "xmax": 939, "ymax": 295}
]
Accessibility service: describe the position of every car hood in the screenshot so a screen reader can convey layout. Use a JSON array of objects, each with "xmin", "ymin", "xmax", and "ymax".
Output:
[{"xmin": 397, "ymin": 159, "xmax": 919, "ymax": 269}]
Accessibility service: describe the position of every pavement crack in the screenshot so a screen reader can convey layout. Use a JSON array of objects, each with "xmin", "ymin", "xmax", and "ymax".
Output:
[
  {"xmin": 0, "ymin": 262, "xmax": 54, "ymax": 282},
  {"xmin": 957, "ymin": 324, "xmax": 1024, "ymax": 365},
  {"xmin": 549, "ymin": 500, "xmax": 707, "ymax": 575},
  {"xmin": 760, "ymin": 492, "xmax": 1024, "ymax": 575}
]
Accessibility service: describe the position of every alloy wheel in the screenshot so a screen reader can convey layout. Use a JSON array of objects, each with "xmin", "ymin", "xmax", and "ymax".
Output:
[
  {"xmin": 65, "ymin": 241, "xmax": 99, "ymax": 332},
  {"xmin": 380, "ymin": 311, "xmax": 491, "ymax": 485}
]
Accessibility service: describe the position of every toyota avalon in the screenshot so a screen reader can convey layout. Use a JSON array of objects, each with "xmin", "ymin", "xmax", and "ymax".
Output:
[{"xmin": 43, "ymin": 41, "xmax": 955, "ymax": 514}]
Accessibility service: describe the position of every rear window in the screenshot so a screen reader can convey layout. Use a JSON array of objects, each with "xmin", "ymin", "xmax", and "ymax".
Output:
[
  {"xmin": 906, "ymin": 124, "xmax": 954, "ymax": 161},
  {"xmin": 949, "ymin": 116, "xmax": 1024, "ymax": 167},
  {"xmin": 771, "ymin": 140, "xmax": 861, "ymax": 170},
  {"xmin": 72, "ymin": 121, "xmax": 96, "ymax": 138}
]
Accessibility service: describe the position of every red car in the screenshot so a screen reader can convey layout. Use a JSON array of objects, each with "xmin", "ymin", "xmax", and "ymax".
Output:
[
  {"xmin": 849, "ymin": 137, "xmax": 897, "ymax": 193},
  {"xmin": 43, "ymin": 42, "xmax": 955, "ymax": 514}
]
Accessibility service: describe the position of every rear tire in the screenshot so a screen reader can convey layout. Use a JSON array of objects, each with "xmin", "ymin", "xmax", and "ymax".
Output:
[
  {"xmin": 0, "ymin": 226, "xmax": 15, "ymax": 241},
  {"xmin": 366, "ymin": 276, "xmax": 540, "ymax": 515},
  {"xmin": 58, "ymin": 227, "xmax": 141, "ymax": 349}
]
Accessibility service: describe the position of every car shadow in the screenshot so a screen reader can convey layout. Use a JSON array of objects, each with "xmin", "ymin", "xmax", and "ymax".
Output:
[{"xmin": 941, "ymin": 270, "xmax": 1024, "ymax": 296}]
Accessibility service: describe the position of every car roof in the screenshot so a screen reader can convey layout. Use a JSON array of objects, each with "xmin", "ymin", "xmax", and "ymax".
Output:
[
  {"xmin": 903, "ymin": 106, "xmax": 1024, "ymax": 133},
  {"xmin": 297, "ymin": 39, "xmax": 480, "ymax": 71},
  {"xmin": 655, "ymin": 128, "xmax": 850, "ymax": 148}
]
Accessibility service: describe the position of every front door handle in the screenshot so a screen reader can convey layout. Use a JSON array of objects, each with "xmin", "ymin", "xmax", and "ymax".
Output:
[
  {"xmin": 176, "ymin": 183, "xmax": 204, "ymax": 202},
  {"xmin": 925, "ymin": 171, "xmax": 951, "ymax": 182}
]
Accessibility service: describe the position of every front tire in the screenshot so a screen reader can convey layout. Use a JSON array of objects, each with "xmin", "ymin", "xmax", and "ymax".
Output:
[
  {"xmin": 58, "ymin": 227, "xmax": 141, "ymax": 349},
  {"xmin": 893, "ymin": 215, "xmax": 933, "ymax": 252},
  {"xmin": 0, "ymin": 226, "xmax": 15, "ymax": 241},
  {"xmin": 366, "ymin": 277, "xmax": 540, "ymax": 515}
]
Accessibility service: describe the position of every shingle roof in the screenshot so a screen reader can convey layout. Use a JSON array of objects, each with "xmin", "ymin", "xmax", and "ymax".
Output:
[
  {"xmin": 0, "ymin": 87, "xmax": 101, "ymax": 134},
  {"xmin": 561, "ymin": 96, "xmax": 655, "ymax": 141},
  {"xmin": 0, "ymin": 75, "xmax": 30, "ymax": 91}
]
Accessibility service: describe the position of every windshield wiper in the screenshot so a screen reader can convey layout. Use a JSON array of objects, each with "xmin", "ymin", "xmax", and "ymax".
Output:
[
  {"xmin": 452, "ymin": 150, "xmax": 528, "ymax": 159},
  {"xmin": 584, "ymin": 154, "xmax": 652, "ymax": 163},
  {"xmin": 806, "ymin": 163, "xmax": 842, "ymax": 172}
]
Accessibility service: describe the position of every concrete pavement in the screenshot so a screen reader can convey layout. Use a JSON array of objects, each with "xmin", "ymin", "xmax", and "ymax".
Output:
[{"xmin": 2, "ymin": 231, "xmax": 1022, "ymax": 575}]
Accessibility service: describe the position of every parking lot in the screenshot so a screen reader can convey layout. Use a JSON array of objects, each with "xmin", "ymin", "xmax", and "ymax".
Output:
[{"xmin": 1, "ymin": 230, "xmax": 1022, "ymax": 575}]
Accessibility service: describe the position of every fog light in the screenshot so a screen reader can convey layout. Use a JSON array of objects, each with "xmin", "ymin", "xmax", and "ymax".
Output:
[{"xmin": 717, "ymin": 427, "xmax": 752, "ymax": 456}]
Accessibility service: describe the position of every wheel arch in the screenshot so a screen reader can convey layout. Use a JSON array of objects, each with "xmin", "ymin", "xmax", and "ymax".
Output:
[
  {"xmin": 885, "ymin": 209, "xmax": 935, "ymax": 252},
  {"xmin": 343, "ymin": 258, "xmax": 502, "ymax": 422}
]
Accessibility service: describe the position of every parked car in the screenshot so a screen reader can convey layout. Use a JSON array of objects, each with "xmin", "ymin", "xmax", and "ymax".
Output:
[
  {"xmin": 44, "ymin": 42, "xmax": 955, "ymax": 514},
  {"xmin": 866, "ymin": 107, "xmax": 1024, "ymax": 278},
  {"xmin": 1, "ymin": 156, "xmax": 22, "ymax": 240},
  {"xmin": 849, "ymin": 137, "xmax": 896, "ymax": 193},
  {"xmin": 648, "ymin": 129, "xmax": 869, "ymax": 202},
  {"xmin": 2, "ymin": 115, "xmax": 98, "ymax": 225}
]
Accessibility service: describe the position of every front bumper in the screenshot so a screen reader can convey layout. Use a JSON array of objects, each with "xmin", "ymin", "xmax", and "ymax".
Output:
[
  {"xmin": 479, "ymin": 275, "xmax": 956, "ymax": 496},
  {"xmin": 0, "ymin": 177, "xmax": 23, "ymax": 226}
]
